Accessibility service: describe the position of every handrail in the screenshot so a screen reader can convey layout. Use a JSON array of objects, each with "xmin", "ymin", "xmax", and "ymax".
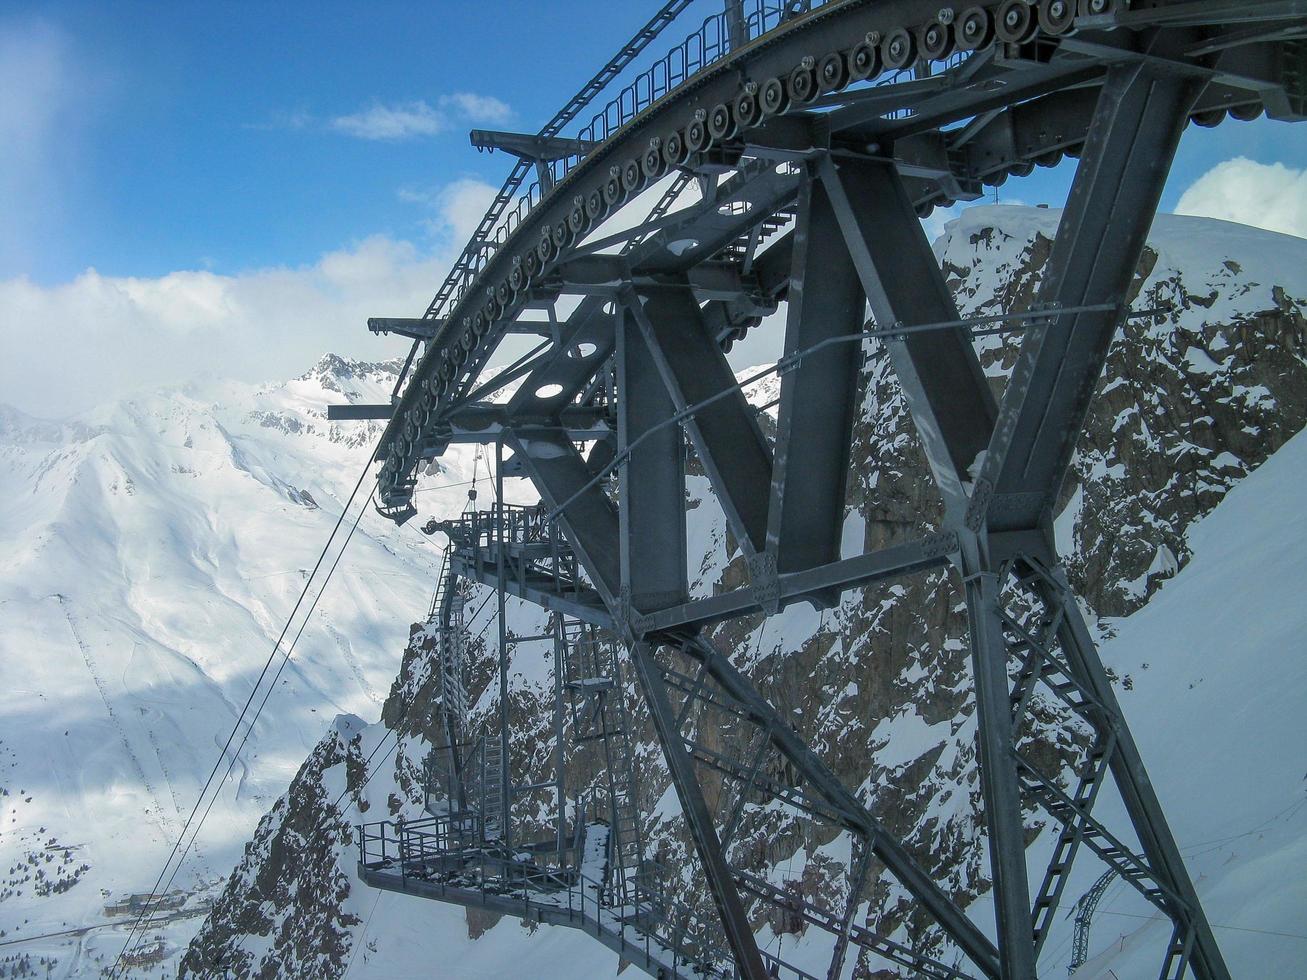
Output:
[
  {"xmin": 358, "ymin": 813, "xmax": 836, "ymax": 978},
  {"xmin": 419, "ymin": 1, "xmax": 838, "ymax": 327},
  {"xmin": 420, "ymin": 0, "xmax": 697, "ymax": 324}
]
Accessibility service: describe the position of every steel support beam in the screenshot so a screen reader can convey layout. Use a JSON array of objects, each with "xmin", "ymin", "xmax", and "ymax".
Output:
[
  {"xmin": 367, "ymin": 316, "xmax": 446, "ymax": 341},
  {"xmin": 507, "ymin": 431, "xmax": 621, "ymax": 604},
  {"xmin": 617, "ymin": 306, "xmax": 688, "ymax": 613},
  {"xmin": 634, "ymin": 533, "xmax": 956, "ymax": 635},
  {"xmin": 819, "ymin": 153, "xmax": 996, "ymax": 510},
  {"xmin": 766, "ymin": 169, "xmax": 864, "ymax": 598},
  {"xmin": 625, "ymin": 286, "xmax": 773, "ymax": 555},
  {"xmin": 629, "ymin": 642, "xmax": 767, "ymax": 979},
  {"xmin": 495, "ymin": 442, "xmax": 513, "ymax": 849},
  {"xmin": 1036, "ymin": 564, "xmax": 1230, "ymax": 980},
  {"xmin": 469, "ymin": 129, "xmax": 596, "ymax": 160},
  {"xmin": 982, "ymin": 58, "xmax": 1204, "ymax": 531},
  {"xmin": 723, "ymin": 0, "xmax": 747, "ymax": 51},
  {"xmin": 963, "ymin": 567, "xmax": 1038, "ymax": 980},
  {"xmin": 827, "ymin": 840, "xmax": 873, "ymax": 980}
]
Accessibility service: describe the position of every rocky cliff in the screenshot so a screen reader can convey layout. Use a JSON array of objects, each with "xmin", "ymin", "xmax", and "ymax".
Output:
[{"xmin": 179, "ymin": 206, "xmax": 1307, "ymax": 979}]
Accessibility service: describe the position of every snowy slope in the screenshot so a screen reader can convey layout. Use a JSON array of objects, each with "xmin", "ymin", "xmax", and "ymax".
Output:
[
  {"xmin": 1071, "ymin": 427, "xmax": 1307, "ymax": 977},
  {"xmin": 0, "ymin": 357, "xmax": 493, "ymax": 976}
]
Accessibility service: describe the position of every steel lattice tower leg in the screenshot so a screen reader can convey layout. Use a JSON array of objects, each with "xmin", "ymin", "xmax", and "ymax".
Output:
[{"xmin": 966, "ymin": 567, "xmax": 1040, "ymax": 978}]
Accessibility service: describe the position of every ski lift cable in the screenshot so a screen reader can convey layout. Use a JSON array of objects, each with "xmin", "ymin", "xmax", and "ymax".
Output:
[
  {"xmin": 113, "ymin": 460, "xmax": 484, "ymax": 968},
  {"xmin": 125, "ymin": 488, "xmax": 376, "ymax": 965},
  {"xmin": 110, "ymin": 452, "xmax": 380, "ymax": 976},
  {"xmin": 10, "ymin": 471, "xmax": 488, "ymax": 963}
]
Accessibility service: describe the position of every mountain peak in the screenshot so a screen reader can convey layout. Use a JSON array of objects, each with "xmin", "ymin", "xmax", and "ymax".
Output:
[{"xmin": 303, "ymin": 352, "xmax": 403, "ymax": 382}]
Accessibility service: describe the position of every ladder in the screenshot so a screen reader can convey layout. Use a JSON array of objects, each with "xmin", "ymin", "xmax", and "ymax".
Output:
[
  {"xmin": 423, "ymin": 548, "xmax": 471, "ymax": 815},
  {"xmin": 480, "ymin": 734, "xmax": 505, "ymax": 840},
  {"xmin": 437, "ymin": 585, "xmax": 469, "ymax": 733},
  {"xmin": 561, "ymin": 620, "xmax": 645, "ymax": 899}
]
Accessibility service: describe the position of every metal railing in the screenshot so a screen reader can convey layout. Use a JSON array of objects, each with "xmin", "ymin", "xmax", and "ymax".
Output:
[
  {"xmin": 358, "ymin": 814, "xmax": 820, "ymax": 979},
  {"xmin": 443, "ymin": 501, "xmax": 586, "ymax": 600},
  {"xmin": 421, "ymin": 1, "xmax": 837, "ymax": 326}
]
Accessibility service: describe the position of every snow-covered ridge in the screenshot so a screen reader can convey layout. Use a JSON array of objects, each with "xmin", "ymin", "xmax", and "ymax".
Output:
[{"xmin": 938, "ymin": 205, "xmax": 1307, "ymax": 327}]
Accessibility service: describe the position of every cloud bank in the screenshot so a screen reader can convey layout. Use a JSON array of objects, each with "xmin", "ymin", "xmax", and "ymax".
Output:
[
  {"xmin": 8, "ymin": 150, "xmax": 1302, "ymax": 421},
  {"xmin": 0, "ymin": 181, "xmax": 498, "ymax": 419},
  {"xmin": 329, "ymin": 93, "xmax": 512, "ymax": 141},
  {"xmin": 1175, "ymin": 156, "xmax": 1307, "ymax": 240}
]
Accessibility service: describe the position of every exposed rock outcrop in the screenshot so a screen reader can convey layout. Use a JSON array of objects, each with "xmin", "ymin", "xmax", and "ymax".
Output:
[{"xmin": 182, "ymin": 208, "xmax": 1307, "ymax": 977}]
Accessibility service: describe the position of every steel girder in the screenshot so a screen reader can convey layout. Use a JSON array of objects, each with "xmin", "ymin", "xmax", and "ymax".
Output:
[
  {"xmin": 766, "ymin": 166, "xmax": 864, "ymax": 599},
  {"xmin": 348, "ymin": 3, "xmax": 1307, "ymax": 978},
  {"xmin": 506, "ymin": 431, "xmax": 622, "ymax": 606},
  {"xmin": 980, "ymin": 53, "xmax": 1206, "ymax": 533},
  {"xmin": 820, "ymin": 150, "xmax": 997, "ymax": 512},
  {"xmin": 617, "ymin": 303, "xmax": 689, "ymax": 613},
  {"xmin": 625, "ymin": 286, "xmax": 774, "ymax": 556},
  {"xmin": 630, "ymin": 642, "xmax": 768, "ymax": 977}
]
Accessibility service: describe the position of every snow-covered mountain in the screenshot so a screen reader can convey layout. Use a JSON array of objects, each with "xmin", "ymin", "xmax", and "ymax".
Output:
[
  {"xmin": 3, "ymin": 206, "xmax": 1305, "ymax": 979},
  {"xmin": 0, "ymin": 356, "xmax": 501, "ymax": 976}
]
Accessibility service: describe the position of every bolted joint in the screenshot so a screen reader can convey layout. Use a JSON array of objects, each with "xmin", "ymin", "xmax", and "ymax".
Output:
[{"xmin": 746, "ymin": 551, "xmax": 780, "ymax": 616}]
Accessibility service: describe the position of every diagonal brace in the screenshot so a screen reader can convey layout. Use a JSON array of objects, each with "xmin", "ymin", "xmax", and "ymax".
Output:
[
  {"xmin": 628, "ymin": 642, "xmax": 767, "ymax": 978},
  {"xmin": 980, "ymin": 56, "xmax": 1205, "ymax": 532},
  {"xmin": 676, "ymin": 632, "xmax": 1002, "ymax": 978}
]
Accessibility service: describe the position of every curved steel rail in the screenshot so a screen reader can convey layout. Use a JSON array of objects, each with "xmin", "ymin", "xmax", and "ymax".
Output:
[
  {"xmin": 374, "ymin": 0, "xmax": 1305, "ymax": 517},
  {"xmin": 373, "ymin": 1, "xmax": 1301, "ymax": 522}
]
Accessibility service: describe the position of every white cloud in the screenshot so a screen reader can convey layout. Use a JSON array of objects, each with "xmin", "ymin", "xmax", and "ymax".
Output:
[
  {"xmin": 0, "ymin": 179, "xmax": 499, "ymax": 419},
  {"xmin": 399, "ymin": 178, "xmax": 498, "ymax": 241},
  {"xmin": 439, "ymin": 92, "xmax": 512, "ymax": 126},
  {"xmin": 330, "ymin": 101, "xmax": 447, "ymax": 140},
  {"xmin": 328, "ymin": 92, "xmax": 512, "ymax": 141},
  {"xmin": 1174, "ymin": 157, "xmax": 1307, "ymax": 240}
]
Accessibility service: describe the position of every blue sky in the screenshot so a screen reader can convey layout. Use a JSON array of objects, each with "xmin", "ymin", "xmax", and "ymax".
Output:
[
  {"xmin": 4, "ymin": 0, "xmax": 651, "ymax": 283},
  {"xmin": 2, "ymin": 2, "xmax": 1305, "ymax": 417}
]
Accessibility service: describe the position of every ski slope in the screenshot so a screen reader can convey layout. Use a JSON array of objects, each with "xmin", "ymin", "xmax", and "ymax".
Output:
[{"xmin": 0, "ymin": 357, "xmax": 485, "ymax": 975}]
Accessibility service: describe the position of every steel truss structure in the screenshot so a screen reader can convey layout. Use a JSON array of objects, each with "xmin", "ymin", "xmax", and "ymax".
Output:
[{"xmin": 337, "ymin": 2, "xmax": 1307, "ymax": 977}]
